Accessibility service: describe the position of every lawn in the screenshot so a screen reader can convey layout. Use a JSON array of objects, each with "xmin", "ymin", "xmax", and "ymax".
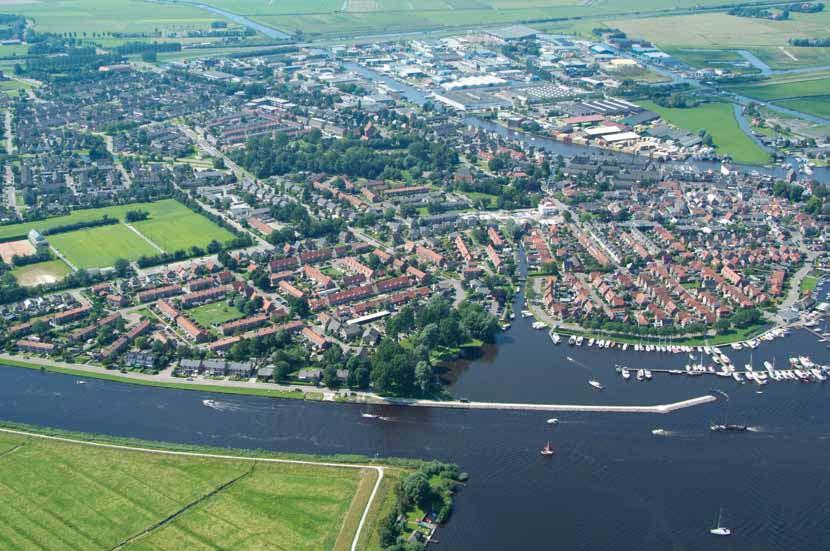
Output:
[
  {"xmin": 776, "ymin": 97, "xmax": 830, "ymax": 119},
  {"xmin": 639, "ymin": 100, "xmax": 771, "ymax": 165},
  {"xmin": 187, "ymin": 302, "xmax": 244, "ymax": 327},
  {"xmin": 0, "ymin": 430, "xmax": 370, "ymax": 551},
  {"xmin": 10, "ymin": 259, "xmax": 72, "ymax": 287},
  {"xmin": 729, "ymin": 76, "xmax": 830, "ymax": 102},
  {"xmin": 801, "ymin": 274, "xmax": 818, "ymax": 294},
  {"xmin": 49, "ymin": 223, "xmax": 158, "ymax": 269}
]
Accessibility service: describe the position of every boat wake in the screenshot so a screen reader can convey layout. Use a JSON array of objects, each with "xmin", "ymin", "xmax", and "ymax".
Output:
[{"xmin": 201, "ymin": 399, "xmax": 240, "ymax": 412}]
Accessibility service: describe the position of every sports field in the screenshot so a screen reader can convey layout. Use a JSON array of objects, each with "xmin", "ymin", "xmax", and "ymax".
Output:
[
  {"xmin": 0, "ymin": 430, "xmax": 373, "ymax": 551},
  {"xmin": 131, "ymin": 200, "xmax": 236, "ymax": 252},
  {"xmin": 0, "ymin": 200, "xmax": 235, "ymax": 264},
  {"xmin": 48, "ymin": 223, "xmax": 158, "ymax": 269},
  {"xmin": 640, "ymin": 101, "xmax": 771, "ymax": 165},
  {"xmin": 10, "ymin": 259, "xmax": 72, "ymax": 287}
]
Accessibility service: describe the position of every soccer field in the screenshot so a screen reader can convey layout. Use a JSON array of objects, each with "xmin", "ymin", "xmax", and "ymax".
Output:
[
  {"xmin": 0, "ymin": 430, "xmax": 373, "ymax": 551},
  {"xmin": 131, "ymin": 201, "xmax": 236, "ymax": 253},
  {"xmin": 48, "ymin": 223, "xmax": 158, "ymax": 269}
]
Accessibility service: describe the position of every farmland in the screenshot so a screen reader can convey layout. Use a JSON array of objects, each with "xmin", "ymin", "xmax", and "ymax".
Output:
[
  {"xmin": 611, "ymin": 11, "xmax": 830, "ymax": 69},
  {"xmin": 5, "ymin": 0, "xmax": 221, "ymax": 36},
  {"xmin": 728, "ymin": 74, "xmax": 830, "ymax": 119},
  {"xmin": 639, "ymin": 101, "xmax": 771, "ymax": 166},
  {"xmin": 0, "ymin": 429, "xmax": 375, "ymax": 551},
  {"xmin": 48, "ymin": 223, "xmax": 158, "ymax": 269}
]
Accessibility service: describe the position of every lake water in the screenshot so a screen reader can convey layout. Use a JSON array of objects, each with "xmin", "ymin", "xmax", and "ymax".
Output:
[{"xmin": 2, "ymin": 278, "xmax": 830, "ymax": 549}]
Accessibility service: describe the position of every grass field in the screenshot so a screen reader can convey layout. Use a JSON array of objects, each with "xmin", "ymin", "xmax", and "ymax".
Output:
[
  {"xmin": 49, "ymin": 223, "xmax": 158, "ymax": 269},
  {"xmin": 6, "ymin": 0, "xmax": 221, "ymax": 36},
  {"xmin": 0, "ymin": 200, "xmax": 235, "ymax": 265},
  {"xmin": 639, "ymin": 101, "xmax": 771, "ymax": 165},
  {"xmin": 612, "ymin": 11, "xmax": 830, "ymax": 69},
  {"xmin": 728, "ymin": 75, "xmax": 830, "ymax": 119},
  {"xmin": 187, "ymin": 301, "xmax": 244, "ymax": 327},
  {"xmin": 0, "ymin": 430, "xmax": 372, "ymax": 551},
  {"xmin": 131, "ymin": 201, "xmax": 236, "ymax": 252},
  {"xmin": 10, "ymin": 259, "xmax": 72, "ymax": 287}
]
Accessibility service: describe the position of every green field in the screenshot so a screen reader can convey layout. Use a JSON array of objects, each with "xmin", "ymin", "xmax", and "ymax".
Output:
[
  {"xmin": 0, "ymin": 200, "xmax": 236, "ymax": 267},
  {"xmin": 612, "ymin": 11, "xmax": 830, "ymax": 69},
  {"xmin": 49, "ymin": 223, "xmax": 158, "ymax": 269},
  {"xmin": 0, "ymin": 429, "xmax": 373, "ymax": 551},
  {"xmin": 6, "ymin": 0, "xmax": 222, "ymax": 36},
  {"xmin": 131, "ymin": 200, "xmax": 236, "ymax": 252},
  {"xmin": 187, "ymin": 301, "xmax": 244, "ymax": 327},
  {"xmin": 10, "ymin": 259, "xmax": 72, "ymax": 287},
  {"xmin": 640, "ymin": 101, "xmax": 771, "ymax": 165},
  {"xmin": 727, "ymin": 75, "xmax": 830, "ymax": 119}
]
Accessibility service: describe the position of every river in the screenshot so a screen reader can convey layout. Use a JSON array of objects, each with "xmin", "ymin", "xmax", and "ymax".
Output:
[{"xmin": 2, "ymin": 278, "xmax": 830, "ymax": 549}]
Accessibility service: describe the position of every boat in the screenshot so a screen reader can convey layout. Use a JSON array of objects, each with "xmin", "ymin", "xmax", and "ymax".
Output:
[
  {"xmin": 566, "ymin": 355, "xmax": 574, "ymax": 362},
  {"xmin": 588, "ymin": 338, "xmax": 595, "ymax": 347},
  {"xmin": 540, "ymin": 441, "xmax": 555, "ymax": 456},
  {"xmin": 549, "ymin": 331, "xmax": 561, "ymax": 344},
  {"xmin": 636, "ymin": 369, "xmax": 644, "ymax": 381},
  {"xmin": 621, "ymin": 368, "xmax": 630, "ymax": 380},
  {"xmin": 531, "ymin": 321, "xmax": 548, "ymax": 330},
  {"xmin": 546, "ymin": 418, "xmax": 559, "ymax": 425},
  {"xmin": 651, "ymin": 428, "xmax": 668, "ymax": 436},
  {"xmin": 709, "ymin": 508, "xmax": 732, "ymax": 537},
  {"xmin": 588, "ymin": 380, "xmax": 604, "ymax": 390},
  {"xmin": 361, "ymin": 413, "xmax": 380, "ymax": 419},
  {"xmin": 568, "ymin": 335, "xmax": 576, "ymax": 345},
  {"xmin": 710, "ymin": 424, "xmax": 749, "ymax": 432},
  {"xmin": 575, "ymin": 336, "xmax": 584, "ymax": 346},
  {"xmin": 644, "ymin": 369, "xmax": 652, "ymax": 380}
]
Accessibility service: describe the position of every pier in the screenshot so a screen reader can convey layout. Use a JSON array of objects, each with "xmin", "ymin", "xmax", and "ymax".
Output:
[{"xmin": 372, "ymin": 394, "xmax": 717, "ymax": 414}]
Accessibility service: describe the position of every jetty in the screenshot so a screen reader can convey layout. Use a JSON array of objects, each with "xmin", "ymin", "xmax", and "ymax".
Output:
[{"xmin": 372, "ymin": 394, "xmax": 717, "ymax": 414}]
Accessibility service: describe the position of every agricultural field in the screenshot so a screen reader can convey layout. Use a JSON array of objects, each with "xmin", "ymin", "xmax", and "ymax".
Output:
[
  {"xmin": 48, "ymin": 223, "xmax": 158, "ymax": 269},
  {"xmin": 10, "ymin": 259, "xmax": 72, "ymax": 287},
  {"xmin": 612, "ymin": 11, "xmax": 830, "ymax": 69},
  {"xmin": 206, "ymin": 0, "xmax": 774, "ymax": 38},
  {"xmin": 728, "ymin": 74, "xmax": 830, "ymax": 119},
  {"xmin": 0, "ymin": 430, "xmax": 373, "ymax": 551},
  {"xmin": 4, "ymin": 0, "xmax": 221, "ymax": 36},
  {"xmin": 187, "ymin": 301, "xmax": 244, "ymax": 327},
  {"xmin": 639, "ymin": 101, "xmax": 771, "ymax": 166}
]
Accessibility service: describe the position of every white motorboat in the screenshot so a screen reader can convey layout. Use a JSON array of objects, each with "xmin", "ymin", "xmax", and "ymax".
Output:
[
  {"xmin": 546, "ymin": 418, "xmax": 559, "ymax": 425},
  {"xmin": 588, "ymin": 380, "xmax": 604, "ymax": 390},
  {"xmin": 621, "ymin": 368, "xmax": 630, "ymax": 380}
]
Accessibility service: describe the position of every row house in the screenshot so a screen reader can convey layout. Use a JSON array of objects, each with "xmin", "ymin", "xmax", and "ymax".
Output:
[
  {"xmin": 455, "ymin": 235, "xmax": 472, "ymax": 263},
  {"xmin": 68, "ymin": 313, "xmax": 121, "ymax": 344},
  {"xmin": 17, "ymin": 339, "xmax": 55, "ymax": 354},
  {"xmin": 52, "ymin": 305, "xmax": 92, "ymax": 326},
  {"xmin": 177, "ymin": 315, "xmax": 209, "ymax": 343},
  {"xmin": 339, "ymin": 256, "xmax": 375, "ymax": 280},
  {"xmin": 180, "ymin": 285, "xmax": 230, "ymax": 308},
  {"xmin": 279, "ymin": 280, "xmax": 305, "ymax": 299},
  {"xmin": 415, "ymin": 245, "xmax": 446, "ymax": 267},
  {"xmin": 303, "ymin": 265, "xmax": 334, "ymax": 289},
  {"xmin": 138, "ymin": 284, "xmax": 182, "ymax": 304},
  {"xmin": 220, "ymin": 314, "xmax": 268, "ymax": 336}
]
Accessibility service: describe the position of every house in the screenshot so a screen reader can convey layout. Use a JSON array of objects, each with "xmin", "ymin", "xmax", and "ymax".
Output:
[
  {"xmin": 202, "ymin": 359, "xmax": 227, "ymax": 376},
  {"xmin": 125, "ymin": 350, "xmax": 155, "ymax": 369},
  {"xmin": 226, "ymin": 361, "xmax": 253, "ymax": 378},
  {"xmin": 16, "ymin": 339, "xmax": 55, "ymax": 354},
  {"xmin": 177, "ymin": 358, "xmax": 202, "ymax": 375}
]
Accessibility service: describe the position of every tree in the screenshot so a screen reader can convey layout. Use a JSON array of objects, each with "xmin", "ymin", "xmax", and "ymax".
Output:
[
  {"xmin": 370, "ymin": 339, "xmax": 416, "ymax": 395},
  {"xmin": 114, "ymin": 258, "xmax": 131, "ymax": 278},
  {"xmin": 323, "ymin": 365, "xmax": 339, "ymax": 388},
  {"xmin": 415, "ymin": 361, "xmax": 433, "ymax": 393}
]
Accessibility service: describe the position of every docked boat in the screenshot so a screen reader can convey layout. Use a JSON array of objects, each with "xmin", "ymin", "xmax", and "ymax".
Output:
[
  {"xmin": 621, "ymin": 368, "xmax": 630, "ymax": 380},
  {"xmin": 588, "ymin": 380, "xmax": 604, "ymax": 390},
  {"xmin": 636, "ymin": 369, "xmax": 645, "ymax": 381},
  {"xmin": 575, "ymin": 336, "xmax": 584, "ymax": 346},
  {"xmin": 644, "ymin": 369, "xmax": 652, "ymax": 380},
  {"xmin": 540, "ymin": 441, "xmax": 555, "ymax": 456},
  {"xmin": 549, "ymin": 331, "xmax": 561, "ymax": 344},
  {"xmin": 568, "ymin": 335, "xmax": 576, "ymax": 345},
  {"xmin": 588, "ymin": 338, "xmax": 595, "ymax": 347},
  {"xmin": 531, "ymin": 321, "xmax": 548, "ymax": 330}
]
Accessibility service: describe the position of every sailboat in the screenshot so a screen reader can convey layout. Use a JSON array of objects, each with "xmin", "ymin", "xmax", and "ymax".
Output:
[
  {"xmin": 709, "ymin": 508, "xmax": 731, "ymax": 536},
  {"xmin": 540, "ymin": 441, "xmax": 555, "ymax": 456}
]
